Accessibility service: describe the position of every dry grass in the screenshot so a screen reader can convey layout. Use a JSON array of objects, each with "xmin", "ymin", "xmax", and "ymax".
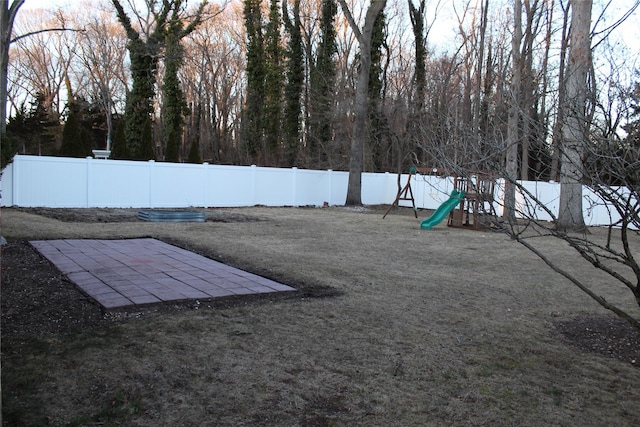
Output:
[{"xmin": 2, "ymin": 206, "xmax": 640, "ymax": 426}]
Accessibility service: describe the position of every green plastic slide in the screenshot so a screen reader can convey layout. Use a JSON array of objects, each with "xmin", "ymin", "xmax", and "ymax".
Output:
[{"xmin": 420, "ymin": 189, "xmax": 465, "ymax": 230}]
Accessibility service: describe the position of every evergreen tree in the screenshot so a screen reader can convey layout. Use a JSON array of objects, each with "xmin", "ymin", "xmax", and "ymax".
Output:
[
  {"xmin": 308, "ymin": 0, "xmax": 338, "ymax": 165},
  {"xmin": 110, "ymin": 117, "xmax": 129, "ymax": 160},
  {"xmin": 187, "ymin": 136, "xmax": 202, "ymax": 164},
  {"xmin": 59, "ymin": 102, "xmax": 90, "ymax": 158},
  {"xmin": 282, "ymin": 0, "xmax": 304, "ymax": 166},
  {"xmin": 242, "ymin": 0, "xmax": 266, "ymax": 157},
  {"xmin": 5, "ymin": 93, "xmax": 60, "ymax": 159},
  {"xmin": 2, "ymin": 104, "xmax": 26, "ymax": 167},
  {"xmin": 0, "ymin": 104, "xmax": 29, "ymax": 169}
]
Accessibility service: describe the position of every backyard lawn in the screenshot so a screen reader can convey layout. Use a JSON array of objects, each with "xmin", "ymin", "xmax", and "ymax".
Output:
[{"xmin": 2, "ymin": 206, "xmax": 639, "ymax": 426}]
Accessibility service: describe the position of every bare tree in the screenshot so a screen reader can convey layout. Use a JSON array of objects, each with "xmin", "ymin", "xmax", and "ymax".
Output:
[
  {"xmin": 5, "ymin": 6, "xmax": 77, "ymax": 130},
  {"xmin": 503, "ymin": 0, "xmax": 523, "ymax": 223},
  {"xmin": 0, "ymin": 0, "xmax": 25, "ymax": 138},
  {"xmin": 557, "ymin": 0, "xmax": 592, "ymax": 232},
  {"xmin": 411, "ymin": 0, "xmax": 640, "ymax": 330},
  {"xmin": 75, "ymin": 8, "xmax": 129, "ymax": 151},
  {"xmin": 0, "ymin": 2, "xmax": 23, "ymax": 420},
  {"xmin": 337, "ymin": 0, "xmax": 387, "ymax": 206},
  {"xmin": 181, "ymin": 3, "xmax": 244, "ymax": 164}
]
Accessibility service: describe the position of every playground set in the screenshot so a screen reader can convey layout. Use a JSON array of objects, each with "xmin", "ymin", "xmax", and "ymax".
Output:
[{"xmin": 383, "ymin": 167, "xmax": 497, "ymax": 230}]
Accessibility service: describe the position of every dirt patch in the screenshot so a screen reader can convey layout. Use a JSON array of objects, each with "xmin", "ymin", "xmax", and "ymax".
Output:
[
  {"xmin": 13, "ymin": 207, "xmax": 266, "ymax": 223},
  {"xmin": 2, "ymin": 206, "xmax": 640, "ymax": 426},
  {"xmin": 1, "ymin": 238, "xmax": 338, "ymax": 335},
  {"xmin": 1, "ymin": 239, "xmax": 113, "ymax": 337},
  {"xmin": 3, "ymin": 237, "xmax": 638, "ymax": 364},
  {"xmin": 556, "ymin": 316, "xmax": 640, "ymax": 366}
]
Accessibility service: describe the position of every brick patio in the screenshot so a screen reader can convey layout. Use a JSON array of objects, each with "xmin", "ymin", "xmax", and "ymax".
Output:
[{"xmin": 30, "ymin": 238, "xmax": 295, "ymax": 309}]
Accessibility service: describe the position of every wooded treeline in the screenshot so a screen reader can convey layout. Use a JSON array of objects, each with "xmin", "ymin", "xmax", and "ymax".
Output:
[{"xmin": 2, "ymin": 0, "xmax": 639, "ymax": 179}]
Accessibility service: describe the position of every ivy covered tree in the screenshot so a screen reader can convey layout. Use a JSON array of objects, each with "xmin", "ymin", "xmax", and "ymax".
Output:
[
  {"xmin": 282, "ymin": 0, "xmax": 304, "ymax": 166},
  {"xmin": 112, "ymin": 0, "xmax": 171, "ymax": 160},
  {"xmin": 308, "ymin": 0, "xmax": 338, "ymax": 165},
  {"xmin": 367, "ymin": 10, "xmax": 387, "ymax": 171},
  {"xmin": 139, "ymin": 116, "xmax": 156, "ymax": 160},
  {"xmin": 163, "ymin": 23, "xmax": 185, "ymax": 163},
  {"xmin": 263, "ymin": 0, "xmax": 284, "ymax": 164},
  {"xmin": 163, "ymin": 0, "xmax": 205, "ymax": 163},
  {"xmin": 242, "ymin": 0, "xmax": 266, "ymax": 158}
]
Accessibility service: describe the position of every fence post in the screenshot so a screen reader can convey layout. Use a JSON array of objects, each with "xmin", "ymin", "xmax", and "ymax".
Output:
[
  {"xmin": 327, "ymin": 169, "xmax": 333, "ymax": 206},
  {"xmin": 11, "ymin": 155, "xmax": 20, "ymax": 206},
  {"xmin": 203, "ymin": 162, "xmax": 209, "ymax": 209},
  {"xmin": 251, "ymin": 165, "xmax": 257, "ymax": 206},
  {"xmin": 86, "ymin": 156, "xmax": 93, "ymax": 208},
  {"xmin": 292, "ymin": 167, "xmax": 298, "ymax": 206},
  {"xmin": 148, "ymin": 160, "xmax": 155, "ymax": 208}
]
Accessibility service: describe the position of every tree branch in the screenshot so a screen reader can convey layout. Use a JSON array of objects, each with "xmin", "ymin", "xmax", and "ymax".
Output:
[{"xmin": 11, "ymin": 27, "xmax": 85, "ymax": 44}]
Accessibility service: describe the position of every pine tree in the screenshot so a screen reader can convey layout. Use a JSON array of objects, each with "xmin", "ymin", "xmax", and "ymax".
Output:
[
  {"xmin": 3, "ymin": 94, "xmax": 60, "ymax": 162},
  {"xmin": 110, "ymin": 117, "xmax": 129, "ymax": 160},
  {"xmin": 59, "ymin": 102, "xmax": 89, "ymax": 158},
  {"xmin": 187, "ymin": 136, "xmax": 202, "ymax": 164}
]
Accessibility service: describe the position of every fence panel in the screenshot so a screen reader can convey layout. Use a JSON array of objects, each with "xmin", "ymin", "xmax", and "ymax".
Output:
[
  {"xmin": 294, "ymin": 169, "xmax": 333, "ymax": 206},
  {"xmin": 11, "ymin": 156, "xmax": 88, "ymax": 207},
  {"xmin": 149, "ymin": 161, "xmax": 206, "ymax": 208},
  {"xmin": 89, "ymin": 159, "xmax": 151, "ymax": 208},
  {"xmin": 0, "ymin": 155, "xmax": 633, "ymax": 229}
]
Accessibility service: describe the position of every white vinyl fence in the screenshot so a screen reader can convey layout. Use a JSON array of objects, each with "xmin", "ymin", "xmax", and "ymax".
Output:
[{"xmin": 0, "ymin": 154, "xmax": 631, "ymax": 227}]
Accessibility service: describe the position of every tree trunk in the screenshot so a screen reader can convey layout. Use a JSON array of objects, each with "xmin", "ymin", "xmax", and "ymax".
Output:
[
  {"xmin": 0, "ymin": 0, "xmax": 24, "ymax": 138},
  {"xmin": 504, "ymin": 0, "xmax": 522, "ymax": 222},
  {"xmin": 550, "ymin": 4, "xmax": 570, "ymax": 181},
  {"xmin": 557, "ymin": 0, "xmax": 592, "ymax": 232},
  {"xmin": 0, "ymin": 2, "xmax": 25, "ymax": 423},
  {"xmin": 338, "ymin": 0, "xmax": 387, "ymax": 206}
]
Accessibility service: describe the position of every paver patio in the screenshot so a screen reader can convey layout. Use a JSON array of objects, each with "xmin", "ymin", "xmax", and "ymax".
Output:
[{"xmin": 30, "ymin": 238, "xmax": 295, "ymax": 309}]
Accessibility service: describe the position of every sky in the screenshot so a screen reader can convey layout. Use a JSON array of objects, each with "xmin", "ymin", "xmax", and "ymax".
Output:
[
  {"xmin": 21, "ymin": 0, "xmax": 73, "ymax": 9},
  {"xmin": 20, "ymin": 0, "xmax": 639, "ymax": 45},
  {"xmin": 17, "ymin": 0, "xmax": 640, "ymax": 67}
]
